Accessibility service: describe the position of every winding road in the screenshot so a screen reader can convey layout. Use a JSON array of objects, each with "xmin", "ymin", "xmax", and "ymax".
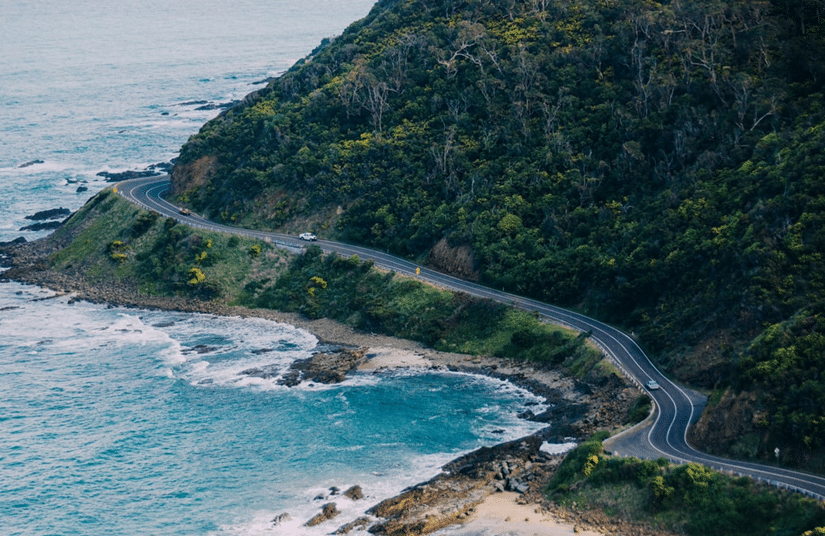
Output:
[{"xmin": 117, "ymin": 175, "xmax": 825, "ymax": 501}]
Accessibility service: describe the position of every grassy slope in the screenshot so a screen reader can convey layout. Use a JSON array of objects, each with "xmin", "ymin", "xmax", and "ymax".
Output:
[
  {"xmin": 44, "ymin": 189, "xmax": 608, "ymax": 384},
  {"xmin": 46, "ymin": 189, "xmax": 288, "ymax": 301}
]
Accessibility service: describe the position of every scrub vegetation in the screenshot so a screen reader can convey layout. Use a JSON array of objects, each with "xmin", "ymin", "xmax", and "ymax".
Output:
[
  {"xmin": 548, "ymin": 435, "xmax": 825, "ymax": 536},
  {"xmin": 47, "ymin": 192, "xmax": 603, "ymax": 380},
  {"xmin": 170, "ymin": 0, "xmax": 825, "ymax": 471}
]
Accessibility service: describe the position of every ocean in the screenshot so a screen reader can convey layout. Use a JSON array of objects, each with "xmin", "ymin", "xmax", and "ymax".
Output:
[{"xmin": 1, "ymin": 2, "xmax": 556, "ymax": 534}]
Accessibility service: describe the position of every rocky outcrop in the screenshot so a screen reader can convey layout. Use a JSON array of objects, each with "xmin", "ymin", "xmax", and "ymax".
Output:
[
  {"xmin": 306, "ymin": 503, "xmax": 341, "ymax": 527},
  {"xmin": 19, "ymin": 159, "xmax": 44, "ymax": 168},
  {"xmin": 20, "ymin": 208, "xmax": 72, "ymax": 231},
  {"xmin": 271, "ymin": 512, "xmax": 291, "ymax": 526},
  {"xmin": 688, "ymin": 388, "xmax": 767, "ymax": 457},
  {"xmin": 426, "ymin": 238, "xmax": 479, "ymax": 281},
  {"xmin": 278, "ymin": 347, "xmax": 368, "ymax": 386},
  {"xmin": 96, "ymin": 163, "xmax": 171, "ymax": 183},
  {"xmin": 195, "ymin": 100, "xmax": 241, "ymax": 111},
  {"xmin": 343, "ymin": 485, "xmax": 364, "ymax": 500},
  {"xmin": 170, "ymin": 155, "xmax": 218, "ymax": 196},
  {"xmin": 335, "ymin": 516, "xmax": 371, "ymax": 534},
  {"xmin": 367, "ymin": 435, "xmax": 561, "ymax": 536},
  {"xmin": 24, "ymin": 208, "xmax": 71, "ymax": 221},
  {"xmin": 20, "ymin": 221, "xmax": 64, "ymax": 232}
]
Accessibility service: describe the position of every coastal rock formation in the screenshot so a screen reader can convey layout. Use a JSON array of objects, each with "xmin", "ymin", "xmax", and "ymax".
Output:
[
  {"xmin": 20, "ymin": 221, "xmax": 64, "ymax": 232},
  {"xmin": 19, "ymin": 159, "xmax": 44, "ymax": 168},
  {"xmin": 367, "ymin": 435, "xmax": 561, "ymax": 536},
  {"xmin": 271, "ymin": 512, "xmax": 291, "ymax": 526},
  {"xmin": 306, "ymin": 502, "xmax": 340, "ymax": 527},
  {"xmin": 24, "ymin": 208, "xmax": 71, "ymax": 221},
  {"xmin": 20, "ymin": 208, "xmax": 72, "ymax": 231},
  {"xmin": 195, "ymin": 100, "xmax": 241, "ymax": 111},
  {"xmin": 343, "ymin": 485, "xmax": 364, "ymax": 500},
  {"xmin": 96, "ymin": 162, "xmax": 171, "ymax": 182},
  {"xmin": 278, "ymin": 347, "xmax": 368, "ymax": 386},
  {"xmin": 335, "ymin": 516, "xmax": 371, "ymax": 534}
]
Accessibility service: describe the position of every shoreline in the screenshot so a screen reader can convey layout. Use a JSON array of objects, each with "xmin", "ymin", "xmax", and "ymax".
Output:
[{"xmin": 1, "ymin": 241, "xmax": 645, "ymax": 536}]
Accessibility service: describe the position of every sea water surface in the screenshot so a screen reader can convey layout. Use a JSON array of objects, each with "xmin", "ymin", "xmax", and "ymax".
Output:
[
  {"xmin": 1, "ymin": 1, "xmax": 556, "ymax": 534},
  {"xmin": 0, "ymin": 283, "xmax": 548, "ymax": 535},
  {"xmin": 0, "ymin": 0, "xmax": 377, "ymax": 242}
]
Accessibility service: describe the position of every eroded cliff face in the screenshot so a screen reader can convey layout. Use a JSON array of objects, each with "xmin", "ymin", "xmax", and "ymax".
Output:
[
  {"xmin": 170, "ymin": 155, "xmax": 218, "ymax": 196},
  {"xmin": 689, "ymin": 389, "xmax": 768, "ymax": 459},
  {"xmin": 427, "ymin": 238, "xmax": 479, "ymax": 282}
]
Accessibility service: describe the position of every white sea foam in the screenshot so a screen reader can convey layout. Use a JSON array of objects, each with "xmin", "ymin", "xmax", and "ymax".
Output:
[
  {"xmin": 540, "ymin": 441, "xmax": 578, "ymax": 455},
  {"xmin": 216, "ymin": 450, "xmax": 458, "ymax": 536}
]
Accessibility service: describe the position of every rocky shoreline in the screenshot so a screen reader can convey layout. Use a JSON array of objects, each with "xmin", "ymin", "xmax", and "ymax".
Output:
[{"xmin": 0, "ymin": 237, "xmax": 660, "ymax": 536}]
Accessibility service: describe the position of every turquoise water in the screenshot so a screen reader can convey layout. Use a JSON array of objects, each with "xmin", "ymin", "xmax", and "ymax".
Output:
[
  {"xmin": 1, "ymin": 2, "xmax": 557, "ymax": 534},
  {"xmin": 0, "ymin": 283, "xmax": 548, "ymax": 535}
]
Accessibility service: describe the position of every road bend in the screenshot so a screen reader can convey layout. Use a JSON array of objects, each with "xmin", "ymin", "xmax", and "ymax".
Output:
[{"xmin": 116, "ymin": 176, "xmax": 825, "ymax": 501}]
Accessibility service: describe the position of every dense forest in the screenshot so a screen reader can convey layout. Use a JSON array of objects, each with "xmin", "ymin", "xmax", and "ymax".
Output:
[{"xmin": 171, "ymin": 0, "xmax": 825, "ymax": 470}]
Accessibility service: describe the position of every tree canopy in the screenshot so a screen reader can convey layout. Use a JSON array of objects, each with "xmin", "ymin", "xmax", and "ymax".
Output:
[{"xmin": 172, "ymin": 0, "xmax": 825, "ymax": 470}]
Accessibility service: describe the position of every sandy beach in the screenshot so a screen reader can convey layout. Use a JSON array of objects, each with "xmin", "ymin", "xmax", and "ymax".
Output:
[{"xmin": 439, "ymin": 492, "xmax": 603, "ymax": 536}]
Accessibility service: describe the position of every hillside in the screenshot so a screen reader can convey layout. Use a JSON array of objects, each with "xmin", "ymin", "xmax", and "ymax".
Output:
[{"xmin": 169, "ymin": 0, "xmax": 825, "ymax": 470}]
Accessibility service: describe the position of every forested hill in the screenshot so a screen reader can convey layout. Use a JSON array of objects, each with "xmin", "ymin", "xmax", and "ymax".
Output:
[{"xmin": 171, "ymin": 0, "xmax": 825, "ymax": 470}]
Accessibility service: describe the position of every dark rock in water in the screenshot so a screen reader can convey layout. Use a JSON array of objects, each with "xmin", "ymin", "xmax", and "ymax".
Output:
[
  {"xmin": 251, "ymin": 77, "xmax": 275, "ymax": 86},
  {"xmin": 76, "ymin": 186, "xmax": 89, "ymax": 193},
  {"xmin": 305, "ymin": 503, "xmax": 340, "ymax": 527},
  {"xmin": 177, "ymin": 100, "xmax": 209, "ymax": 106},
  {"xmin": 96, "ymin": 169, "xmax": 161, "ymax": 182},
  {"xmin": 19, "ymin": 159, "xmax": 44, "ymax": 168},
  {"xmin": 182, "ymin": 344, "xmax": 217, "ymax": 355},
  {"xmin": 271, "ymin": 512, "xmax": 291, "ymax": 526},
  {"xmin": 96, "ymin": 162, "xmax": 172, "ymax": 182},
  {"xmin": 195, "ymin": 100, "xmax": 241, "ymax": 111},
  {"xmin": 278, "ymin": 347, "xmax": 368, "ymax": 387},
  {"xmin": 240, "ymin": 365, "xmax": 281, "ymax": 380},
  {"xmin": 149, "ymin": 162, "xmax": 173, "ymax": 173},
  {"xmin": 20, "ymin": 221, "xmax": 63, "ymax": 231},
  {"xmin": 25, "ymin": 208, "xmax": 70, "ymax": 221},
  {"xmin": 343, "ymin": 485, "xmax": 364, "ymax": 500}
]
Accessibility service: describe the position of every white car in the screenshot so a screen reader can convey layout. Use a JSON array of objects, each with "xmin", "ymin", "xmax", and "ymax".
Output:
[
  {"xmin": 646, "ymin": 380, "xmax": 660, "ymax": 390},
  {"xmin": 299, "ymin": 232, "xmax": 317, "ymax": 241}
]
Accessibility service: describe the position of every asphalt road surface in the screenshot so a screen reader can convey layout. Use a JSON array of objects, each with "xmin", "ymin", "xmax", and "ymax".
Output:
[{"xmin": 117, "ymin": 176, "xmax": 825, "ymax": 501}]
